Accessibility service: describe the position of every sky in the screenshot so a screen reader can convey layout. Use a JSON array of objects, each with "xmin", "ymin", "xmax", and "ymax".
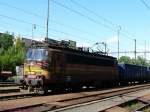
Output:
[{"xmin": 0, "ymin": 0, "xmax": 150, "ymax": 59}]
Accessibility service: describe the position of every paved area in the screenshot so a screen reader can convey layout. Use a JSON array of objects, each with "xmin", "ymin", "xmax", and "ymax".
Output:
[
  {"xmin": 0, "ymin": 83, "xmax": 17, "ymax": 87},
  {"xmin": 0, "ymin": 86, "xmax": 20, "ymax": 93},
  {"xmin": 105, "ymin": 106, "xmax": 128, "ymax": 112},
  {"xmin": 49, "ymin": 88, "xmax": 150, "ymax": 112},
  {"xmin": 138, "ymin": 94, "xmax": 150, "ymax": 103},
  {"xmin": 0, "ymin": 85, "xmax": 150, "ymax": 112},
  {"xmin": 0, "ymin": 86, "xmax": 19, "ymax": 90},
  {"xmin": 0, "ymin": 91, "xmax": 33, "ymax": 98}
]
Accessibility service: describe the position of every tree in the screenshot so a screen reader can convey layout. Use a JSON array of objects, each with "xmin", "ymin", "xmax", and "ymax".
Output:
[
  {"xmin": 0, "ymin": 32, "xmax": 14, "ymax": 50},
  {"xmin": 118, "ymin": 55, "xmax": 150, "ymax": 66},
  {"xmin": 135, "ymin": 56, "xmax": 149, "ymax": 66},
  {"xmin": 14, "ymin": 37, "xmax": 26, "ymax": 66},
  {"xmin": 119, "ymin": 56, "xmax": 132, "ymax": 64},
  {"xmin": 0, "ymin": 33, "xmax": 26, "ymax": 75}
]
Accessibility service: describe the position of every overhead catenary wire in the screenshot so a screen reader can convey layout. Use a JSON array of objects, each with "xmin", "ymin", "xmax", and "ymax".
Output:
[
  {"xmin": 0, "ymin": 1, "xmax": 102, "ymax": 40},
  {"xmin": 0, "ymin": 24, "xmax": 75, "ymax": 42},
  {"xmin": 68, "ymin": 0, "xmax": 138, "ymax": 58},
  {"xmin": 52, "ymin": 0, "xmax": 115, "ymax": 32},
  {"xmin": 0, "ymin": 0, "xmax": 145, "ymax": 55},
  {"xmin": 0, "ymin": 27, "xmax": 32, "ymax": 38},
  {"xmin": 70, "ymin": 0, "xmax": 117, "ymax": 28},
  {"xmin": 53, "ymin": 0, "xmax": 150, "ymax": 58},
  {"xmin": 0, "ymin": 0, "xmax": 137, "ymax": 42},
  {"xmin": 139, "ymin": 0, "xmax": 150, "ymax": 46},
  {"xmin": 51, "ymin": 20, "xmax": 101, "ymax": 38},
  {"xmin": 0, "ymin": 14, "xmax": 95, "ymax": 43},
  {"xmin": 0, "ymin": 20, "xmax": 33, "ymax": 34},
  {"xmin": 0, "ymin": 1, "xmax": 42, "ymax": 18},
  {"xmin": 140, "ymin": 0, "xmax": 150, "ymax": 10},
  {"xmin": 69, "ymin": 0, "xmax": 134, "ymax": 41},
  {"xmin": 0, "ymin": 1, "xmax": 137, "ymax": 55},
  {"xmin": 0, "ymin": 0, "xmax": 138, "ymax": 41}
]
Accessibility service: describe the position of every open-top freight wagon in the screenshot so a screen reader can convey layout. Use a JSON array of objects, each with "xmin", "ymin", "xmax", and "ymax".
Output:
[{"xmin": 118, "ymin": 64, "xmax": 150, "ymax": 84}]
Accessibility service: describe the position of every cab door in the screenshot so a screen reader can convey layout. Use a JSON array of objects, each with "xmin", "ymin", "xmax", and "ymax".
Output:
[{"xmin": 52, "ymin": 52, "xmax": 65, "ymax": 82}]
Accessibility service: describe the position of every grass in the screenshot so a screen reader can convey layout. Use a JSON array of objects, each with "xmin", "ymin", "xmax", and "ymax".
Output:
[{"xmin": 120, "ymin": 100, "xmax": 144, "ymax": 111}]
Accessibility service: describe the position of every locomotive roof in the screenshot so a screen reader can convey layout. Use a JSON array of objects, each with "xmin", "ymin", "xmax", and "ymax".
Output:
[
  {"xmin": 47, "ymin": 45, "xmax": 117, "ymax": 60},
  {"xmin": 31, "ymin": 41, "xmax": 116, "ymax": 60}
]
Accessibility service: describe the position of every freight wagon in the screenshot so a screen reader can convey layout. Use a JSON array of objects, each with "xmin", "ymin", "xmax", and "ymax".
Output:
[
  {"xmin": 15, "ymin": 39, "xmax": 150, "ymax": 94},
  {"xmin": 118, "ymin": 64, "xmax": 149, "ymax": 84}
]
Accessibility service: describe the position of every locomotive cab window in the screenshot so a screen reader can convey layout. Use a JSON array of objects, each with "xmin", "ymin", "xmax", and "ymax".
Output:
[{"xmin": 26, "ymin": 48, "xmax": 48, "ymax": 61}]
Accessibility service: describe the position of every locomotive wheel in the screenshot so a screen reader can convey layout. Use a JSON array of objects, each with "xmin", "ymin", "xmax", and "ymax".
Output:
[
  {"xmin": 32, "ymin": 87, "xmax": 48, "ymax": 94},
  {"xmin": 43, "ymin": 87, "xmax": 48, "ymax": 94}
]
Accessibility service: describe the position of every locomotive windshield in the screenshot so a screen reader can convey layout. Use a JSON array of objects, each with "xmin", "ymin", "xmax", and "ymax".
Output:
[{"xmin": 26, "ymin": 48, "xmax": 48, "ymax": 60}]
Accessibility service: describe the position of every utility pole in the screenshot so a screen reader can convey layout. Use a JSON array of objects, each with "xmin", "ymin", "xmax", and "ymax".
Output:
[
  {"xmin": 145, "ymin": 40, "xmax": 146, "ymax": 60},
  {"xmin": 117, "ymin": 26, "xmax": 121, "ymax": 60},
  {"xmin": 104, "ymin": 43, "xmax": 106, "ymax": 54},
  {"xmin": 32, "ymin": 24, "xmax": 36, "ymax": 41},
  {"xmin": 46, "ymin": 0, "xmax": 50, "ymax": 43},
  {"xmin": 134, "ymin": 39, "xmax": 136, "ymax": 60}
]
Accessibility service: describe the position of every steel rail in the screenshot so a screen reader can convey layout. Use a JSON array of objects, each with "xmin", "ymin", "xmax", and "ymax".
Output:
[
  {"xmin": 0, "ymin": 92, "xmax": 37, "ymax": 101},
  {"xmin": 49, "ymin": 86, "xmax": 150, "ymax": 112},
  {"xmin": 1, "ymin": 84, "xmax": 150, "ymax": 112}
]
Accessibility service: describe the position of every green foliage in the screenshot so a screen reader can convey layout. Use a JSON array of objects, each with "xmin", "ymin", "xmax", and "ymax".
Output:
[
  {"xmin": 119, "ymin": 56, "xmax": 150, "ymax": 66},
  {"xmin": 0, "ymin": 33, "xmax": 26, "ymax": 75},
  {"xmin": 119, "ymin": 56, "xmax": 132, "ymax": 64},
  {"xmin": 0, "ymin": 32, "xmax": 14, "ymax": 50}
]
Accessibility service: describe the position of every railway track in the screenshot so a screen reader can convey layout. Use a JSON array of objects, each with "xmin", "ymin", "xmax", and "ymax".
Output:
[
  {"xmin": 0, "ymin": 84, "xmax": 149, "ymax": 101},
  {"xmin": 1, "ymin": 84, "xmax": 150, "ymax": 112},
  {"xmin": 48, "ymin": 84, "xmax": 150, "ymax": 112},
  {"xmin": 0, "ymin": 82, "xmax": 17, "ymax": 87},
  {"xmin": 0, "ymin": 92, "xmax": 37, "ymax": 101},
  {"xmin": 0, "ymin": 82, "xmax": 20, "ymax": 94}
]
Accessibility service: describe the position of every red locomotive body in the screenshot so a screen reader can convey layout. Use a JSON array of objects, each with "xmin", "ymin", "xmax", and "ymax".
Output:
[
  {"xmin": 49, "ymin": 47, "xmax": 118, "ymax": 88},
  {"xmin": 16, "ymin": 40, "xmax": 118, "ymax": 93}
]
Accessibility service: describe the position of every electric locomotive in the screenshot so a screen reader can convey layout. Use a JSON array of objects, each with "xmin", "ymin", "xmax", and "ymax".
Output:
[{"xmin": 16, "ymin": 39, "xmax": 118, "ymax": 93}]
